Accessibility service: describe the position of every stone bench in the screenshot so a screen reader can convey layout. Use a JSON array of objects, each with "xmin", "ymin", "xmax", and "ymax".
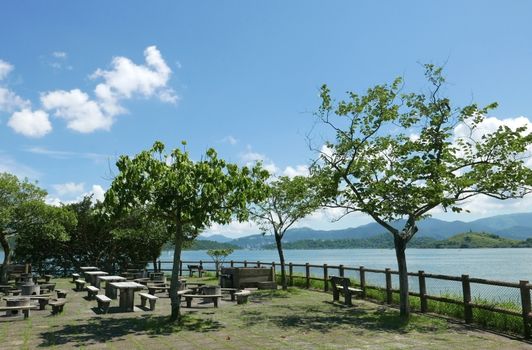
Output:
[
  {"xmin": 56, "ymin": 289, "xmax": 68, "ymax": 298},
  {"xmin": 39, "ymin": 283, "xmax": 56, "ymax": 292},
  {"xmin": 0, "ymin": 305, "xmax": 38, "ymax": 319},
  {"xmin": 48, "ymin": 298, "xmax": 67, "ymax": 314},
  {"xmin": 221, "ymin": 288, "xmax": 238, "ymax": 301},
  {"xmin": 86, "ymin": 286, "xmax": 99, "ymax": 300},
  {"xmin": 74, "ymin": 279, "xmax": 86, "ymax": 291},
  {"xmin": 183, "ymin": 294, "xmax": 221, "ymax": 308},
  {"xmin": 96, "ymin": 294, "xmax": 111, "ymax": 314},
  {"xmin": 234, "ymin": 290, "xmax": 251, "ymax": 304},
  {"xmin": 138, "ymin": 292, "xmax": 158, "ymax": 311},
  {"xmin": 6, "ymin": 289, "xmax": 21, "ymax": 296},
  {"xmin": 147, "ymin": 284, "xmax": 170, "ymax": 295},
  {"xmin": 329, "ymin": 276, "xmax": 362, "ymax": 306},
  {"xmin": 72, "ymin": 273, "xmax": 80, "ymax": 282}
]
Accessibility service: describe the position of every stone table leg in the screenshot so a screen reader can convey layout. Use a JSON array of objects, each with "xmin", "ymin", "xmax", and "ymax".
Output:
[{"xmin": 106, "ymin": 283, "xmax": 117, "ymax": 299}]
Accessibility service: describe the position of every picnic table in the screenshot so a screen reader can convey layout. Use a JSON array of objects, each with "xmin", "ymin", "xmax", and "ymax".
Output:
[
  {"xmin": 97, "ymin": 275, "xmax": 127, "ymax": 299},
  {"xmin": 80, "ymin": 267, "xmax": 98, "ymax": 277},
  {"xmin": 110, "ymin": 281, "xmax": 145, "ymax": 312},
  {"xmin": 84, "ymin": 271, "xmax": 109, "ymax": 287}
]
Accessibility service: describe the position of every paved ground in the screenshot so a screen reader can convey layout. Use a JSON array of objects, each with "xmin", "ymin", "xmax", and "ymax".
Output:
[{"xmin": 0, "ymin": 277, "xmax": 531, "ymax": 349}]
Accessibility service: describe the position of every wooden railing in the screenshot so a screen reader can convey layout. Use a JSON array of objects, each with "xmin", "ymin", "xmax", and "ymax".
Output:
[{"xmin": 152, "ymin": 259, "xmax": 532, "ymax": 338}]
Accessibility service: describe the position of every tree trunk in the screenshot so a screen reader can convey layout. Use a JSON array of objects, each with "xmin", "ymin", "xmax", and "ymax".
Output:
[
  {"xmin": 169, "ymin": 222, "xmax": 183, "ymax": 322},
  {"xmin": 0, "ymin": 234, "xmax": 11, "ymax": 284},
  {"xmin": 274, "ymin": 233, "xmax": 287, "ymax": 290},
  {"xmin": 393, "ymin": 234, "xmax": 409, "ymax": 317},
  {"xmin": 215, "ymin": 261, "xmax": 220, "ymax": 278}
]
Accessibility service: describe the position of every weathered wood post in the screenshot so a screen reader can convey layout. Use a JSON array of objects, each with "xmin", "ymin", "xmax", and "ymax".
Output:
[
  {"xmin": 271, "ymin": 262, "xmax": 276, "ymax": 283},
  {"xmin": 323, "ymin": 264, "xmax": 328, "ymax": 292},
  {"xmin": 230, "ymin": 260, "xmax": 234, "ymax": 267},
  {"xmin": 305, "ymin": 263, "xmax": 310, "ymax": 289},
  {"xmin": 158, "ymin": 260, "xmax": 162, "ymax": 273},
  {"xmin": 359, "ymin": 266, "xmax": 366, "ymax": 298},
  {"xmin": 289, "ymin": 263, "xmax": 293, "ymax": 286},
  {"xmin": 199, "ymin": 260, "xmax": 203, "ymax": 277},
  {"xmin": 244, "ymin": 260, "xmax": 248, "ymax": 267},
  {"xmin": 461, "ymin": 274, "xmax": 473, "ymax": 324},
  {"xmin": 418, "ymin": 270, "xmax": 428, "ymax": 313},
  {"xmin": 257, "ymin": 261, "xmax": 261, "ymax": 267},
  {"xmin": 179, "ymin": 261, "xmax": 183, "ymax": 277},
  {"xmin": 385, "ymin": 268, "xmax": 392, "ymax": 304},
  {"xmin": 520, "ymin": 280, "xmax": 531, "ymax": 339},
  {"xmin": 339, "ymin": 264, "xmax": 345, "ymax": 277}
]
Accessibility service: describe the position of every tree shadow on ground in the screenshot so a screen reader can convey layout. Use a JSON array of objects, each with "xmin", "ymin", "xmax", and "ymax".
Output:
[
  {"xmin": 38, "ymin": 313, "xmax": 223, "ymax": 348},
  {"xmin": 240, "ymin": 301, "xmax": 442, "ymax": 335}
]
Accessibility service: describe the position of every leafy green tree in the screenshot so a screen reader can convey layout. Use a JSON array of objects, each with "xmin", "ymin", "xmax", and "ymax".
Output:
[
  {"xmin": 0, "ymin": 173, "xmax": 53, "ymax": 282},
  {"xmin": 314, "ymin": 65, "xmax": 532, "ymax": 317},
  {"xmin": 105, "ymin": 141, "xmax": 268, "ymax": 321},
  {"xmin": 207, "ymin": 248, "xmax": 234, "ymax": 277},
  {"xmin": 13, "ymin": 203, "xmax": 76, "ymax": 276},
  {"xmin": 251, "ymin": 176, "xmax": 322, "ymax": 290}
]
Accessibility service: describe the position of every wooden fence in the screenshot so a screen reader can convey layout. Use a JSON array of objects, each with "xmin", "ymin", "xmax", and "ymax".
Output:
[{"xmin": 153, "ymin": 259, "xmax": 532, "ymax": 339}]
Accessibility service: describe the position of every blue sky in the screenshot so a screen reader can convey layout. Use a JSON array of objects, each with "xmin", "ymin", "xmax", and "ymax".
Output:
[{"xmin": 1, "ymin": 1, "xmax": 531, "ymax": 237}]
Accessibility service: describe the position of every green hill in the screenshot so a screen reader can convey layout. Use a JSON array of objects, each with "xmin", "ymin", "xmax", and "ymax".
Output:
[
  {"xmin": 182, "ymin": 240, "xmax": 239, "ymax": 250},
  {"xmin": 428, "ymin": 232, "xmax": 520, "ymax": 248}
]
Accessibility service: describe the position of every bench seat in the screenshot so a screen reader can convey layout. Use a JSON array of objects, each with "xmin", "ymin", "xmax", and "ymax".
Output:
[
  {"xmin": 56, "ymin": 289, "xmax": 68, "ymax": 298},
  {"xmin": 96, "ymin": 294, "xmax": 111, "ymax": 313},
  {"xmin": 72, "ymin": 273, "xmax": 80, "ymax": 282},
  {"xmin": 86, "ymin": 285, "xmax": 99, "ymax": 300},
  {"xmin": 0, "ymin": 305, "xmax": 38, "ymax": 319},
  {"xmin": 182, "ymin": 294, "xmax": 221, "ymax": 308},
  {"xmin": 74, "ymin": 279, "xmax": 86, "ymax": 291},
  {"xmin": 234, "ymin": 290, "xmax": 251, "ymax": 304},
  {"xmin": 138, "ymin": 292, "xmax": 158, "ymax": 311},
  {"xmin": 329, "ymin": 276, "xmax": 363, "ymax": 306},
  {"xmin": 48, "ymin": 298, "xmax": 66, "ymax": 314}
]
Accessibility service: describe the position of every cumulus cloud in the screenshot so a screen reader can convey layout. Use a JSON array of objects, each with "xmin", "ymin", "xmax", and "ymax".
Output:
[
  {"xmin": 222, "ymin": 135, "xmax": 238, "ymax": 145},
  {"xmin": 41, "ymin": 46, "xmax": 177, "ymax": 133},
  {"xmin": 282, "ymin": 165, "xmax": 309, "ymax": 178},
  {"xmin": 52, "ymin": 51, "xmax": 67, "ymax": 59},
  {"xmin": 0, "ymin": 59, "xmax": 31, "ymax": 113},
  {"xmin": 204, "ymin": 221, "xmax": 260, "ymax": 238},
  {"xmin": 46, "ymin": 183, "xmax": 106, "ymax": 206},
  {"xmin": 7, "ymin": 109, "xmax": 52, "ymax": 137},
  {"xmin": 0, "ymin": 60, "xmax": 14, "ymax": 80},
  {"xmin": 41, "ymin": 89, "xmax": 112, "ymax": 133}
]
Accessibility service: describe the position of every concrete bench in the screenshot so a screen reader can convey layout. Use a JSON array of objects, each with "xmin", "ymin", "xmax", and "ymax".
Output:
[
  {"xmin": 6, "ymin": 289, "xmax": 21, "ymax": 296},
  {"xmin": 0, "ymin": 305, "xmax": 38, "ymax": 319},
  {"xmin": 43, "ymin": 274, "xmax": 53, "ymax": 282},
  {"xmin": 56, "ymin": 289, "xmax": 68, "ymax": 298},
  {"xmin": 139, "ymin": 292, "xmax": 158, "ymax": 311},
  {"xmin": 234, "ymin": 290, "xmax": 251, "ymax": 304},
  {"xmin": 72, "ymin": 273, "xmax": 80, "ymax": 282},
  {"xmin": 86, "ymin": 286, "xmax": 99, "ymax": 300},
  {"xmin": 48, "ymin": 298, "xmax": 67, "ymax": 314},
  {"xmin": 329, "ymin": 276, "xmax": 362, "ymax": 306},
  {"xmin": 74, "ymin": 279, "xmax": 86, "ymax": 291},
  {"xmin": 147, "ymin": 284, "xmax": 170, "ymax": 295},
  {"xmin": 39, "ymin": 283, "xmax": 56, "ymax": 292},
  {"xmin": 221, "ymin": 288, "xmax": 238, "ymax": 301},
  {"xmin": 183, "ymin": 294, "xmax": 221, "ymax": 308},
  {"xmin": 187, "ymin": 264, "xmax": 203, "ymax": 277},
  {"xmin": 96, "ymin": 294, "xmax": 111, "ymax": 313},
  {"xmin": 26, "ymin": 295, "xmax": 51, "ymax": 310}
]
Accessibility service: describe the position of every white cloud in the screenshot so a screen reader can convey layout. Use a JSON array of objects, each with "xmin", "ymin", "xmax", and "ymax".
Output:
[
  {"xmin": 52, "ymin": 182, "xmax": 85, "ymax": 196},
  {"xmin": 282, "ymin": 165, "xmax": 309, "ymax": 178},
  {"xmin": 41, "ymin": 89, "xmax": 112, "ymax": 133},
  {"xmin": 92, "ymin": 45, "xmax": 177, "ymax": 103},
  {"xmin": 222, "ymin": 135, "xmax": 238, "ymax": 145},
  {"xmin": 8, "ymin": 109, "xmax": 52, "ymax": 137},
  {"xmin": 204, "ymin": 221, "xmax": 260, "ymax": 238},
  {"xmin": 240, "ymin": 147, "xmax": 279, "ymax": 174},
  {"xmin": 52, "ymin": 51, "xmax": 67, "ymax": 59},
  {"xmin": 25, "ymin": 146, "xmax": 110, "ymax": 163},
  {"xmin": 0, "ymin": 87, "xmax": 30, "ymax": 113},
  {"xmin": 47, "ymin": 183, "xmax": 106, "ymax": 206},
  {"xmin": 0, "ymin": 60, "xmax": 13, "ymax": 80},
  {"xmin": 42, "ymin": 46, "xmax": 177, "ymax": 133}
]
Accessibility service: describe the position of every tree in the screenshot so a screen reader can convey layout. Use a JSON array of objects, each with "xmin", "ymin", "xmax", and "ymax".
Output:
[
  {"xmin": 250, "ymin": 176, "xmax": 322, "ymax": 290},
  {"xmin": 313, "ymin": 65, "xmax": 532, "ymax": 317},
  {"xmin": 105, "ymin": 141, "xmax": 268, "ymax": 321},
  {"xmin": 207, "ymin": 248, "xmax": 234, "ymax": 277},
  {"xmin": 0, "ymin": 173, "xmax": 51, "ymax": 282}
]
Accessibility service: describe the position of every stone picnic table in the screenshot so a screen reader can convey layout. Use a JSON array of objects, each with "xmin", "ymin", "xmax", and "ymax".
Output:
[
  {"xmin": 109, "ymin": 281, "xmax": 145, "ymax": 312},
  {"xmin": 84, "ymin": 271, "xmax": 109, "ymax": 287},
  {"xmin": 97, "ymin": 275, "xmax": 127, "ymax": 299}
]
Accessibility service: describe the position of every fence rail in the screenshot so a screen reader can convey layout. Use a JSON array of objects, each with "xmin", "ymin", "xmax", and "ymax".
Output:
[{"xmin": 151, "ymin": 259, "xmax": 532, "ymax": 338}]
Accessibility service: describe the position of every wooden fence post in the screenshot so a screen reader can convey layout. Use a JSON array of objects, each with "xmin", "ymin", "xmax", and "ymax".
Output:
[
  {"xmin": 418, "ymin": 270, "xmax": 427, "ymax": 313},
  {"xmin": 179, "ymin": 261, "xmax": 183, "ymax": 276},
  {"xmin": 230, "ymin": 260, "xmax": 234, "ymax": 267},
  {"xmin": 272, "ymin": 262, "xmax": 276, "ymax": 282},
  {"xmin": 305, "ymin": 263, "xmax": 310, "ymax": 289},
  {"xmin": 244, "ymin": 260, "xmax": 248, "ymax": 267},
  {"xmin": 199, "ymin": 260, "xmax": 203, "ymax": 277},
  {"xmin": 520, "ymin": 280, "xmax": 531, "ymax": 339},
  {"xmin": 385, "ymin": 268, "xmax": 393, "ymax": 304},
  {"xmin": 462, "ymin": 274, "xmax": 473, "ymax": 324},
  {"xmin": 359, "ymin": 266, "xmax": 366, "ymax": 298},
  {"xmin": 323, "ymin": 264, "xmax": 328, "ymax": 292},
  {"xmin": 339, "ymin": 264, "xmax": 345, "ymax": 277},
  {"xmin": 289, "ymin": 263, "xmax": 293, "ymax": 286}
]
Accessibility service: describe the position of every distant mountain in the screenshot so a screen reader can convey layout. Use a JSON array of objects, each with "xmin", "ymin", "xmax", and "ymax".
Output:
[
  {"xmin": 222, "ymin": 212, "xmax": 532, "ymax": 248},
  {"xmin": 197, "ymin": 234, "xmax": 233, "ymax": 243}
]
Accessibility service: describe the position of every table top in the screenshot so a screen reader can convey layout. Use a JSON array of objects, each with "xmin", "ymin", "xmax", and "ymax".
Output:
[
  {"xmin": 84, "ymin": 271, "xmax": 109, "ymax": 276},
  {"xmin": 80, "ymin": 267, "xmax": 98, "ymax": 271},
  {"xmin": 110, "ymin": 282, "xmax": 145, "ymax": 289},
  {"xmin": 97, "ymin": 275, "xmax": 126, "ymax": 282}
]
